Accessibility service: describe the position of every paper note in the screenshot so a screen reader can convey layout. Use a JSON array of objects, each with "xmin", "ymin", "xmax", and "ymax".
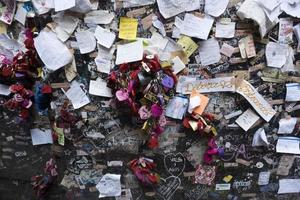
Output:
[
  {"xmin": 277, "ymin": 155, "xmax": 295, "ymax": 176},
  {"xmin": 94, "ymin": 26, "xmax": 115, "ymax": 48},
  {"xmin": 165, "ymin": 96, "xmax": 189, "ymax": 120},
  {"xmin": 238, "ymin": 35, "xmax": 256, "ymax": 58},
  {"xmin": 54, "ymin": 0, "xmax": 75, "ymax": 12},
  {"xmin": 172, "ymin": 56, "xmax": 186, "ymax": 74},
  {"xmin": 157, "ymin": 0, "xmax": 200, "ymax": 19},
  {"xmin": 150, "ymin": 32, "xmax": 168, "ymax": 50},
  {"xmin": 0, "ymin": 84, "xmax": 11, "ymax": 96},
  {"xmin": 0, "ymin": 22, "xmax": 7, "ymax": 34},
  {"xmin": 53, "ymin": 15, "xmax": 79, "ymax": 42},
  {"xmin": 65, "ymin": 81, "xmax": 90, "ymax": 109},
  {"xmin": 258, "ymin": 172, "xmax": 270, "ymax": 186},
  {"xmin": 205, "ymin": 0, "xmax": 229, "ymax": 17},
  {"xmin": 14, "ymin": 4, "xmax": 27, "ymax": 25},
  {"xmin": 235, "ymin": 109, "xmax": 260, "ymax": 131},
  {"xmin": 281, "ymin": 1, "xmax": 300, "ymax": 18},
  {"xmin": 216, "ymin": 22, "xmax": 235, "ymax": 38},
  {"xmin": 96, "ymin": 174, "xmax": 121, "ymax": 198},
  {"xmin": 278, "ymin": 118, "xmax": 297, "ymax": 134},
  {"xmin": 286, "ymin": 83, "xmax": 300, "ymax": 102},
  {"xmin": 220, "ymin": 43, "xmax": 235, "ymax": 57},
  {"xmin": 75, "ymin": 30, "xmax": 96, "ymax": 54},
  {"xmin": 119, "ymin": 17, "xmax": 138, "ymax": 40},
  {"xmin": 0, "ymin": 0, "xmax": 16, "ymax": 25},
  {"xmin": 237, "ymin": 0, "xmax": 275, "ymax": 37},
  {"xmin": 199, "ymin": 38, "xmax": 221, "ymax": 66},
  {"xmin": 278, "ymin": 179, "xmax": 300, "ymax": 194},
  {"xmin": 294, "ymin": 23, "xmax": 300, "ymax": 52},
  {"xmin": 34, "ymin": 29, "xmax": 73, "ymax": 71},
  {"xmin": 189, "ymin": 90, "xmax": 209, "ymax": 115},
  {"xmin": 152, "ymin": 16, "xmax": 166, "ymax": 37},
  {"xmin": 116, "ymin": 40, "xmax": 143, "ymax": 65},
  {"xmin": 30, "ymin": 129, "xmax": 53, "ymax": 146},
  {"xmin": 180, "ymin": 13, "xmax": 214, "ymax": 40},
  {"xmin": 89, "ymin": 78, "xmax": 113, "ymax": 98},
  {"xmin": 256, "ymin": 0, "xmax": 280, "ymax": 11},
  {"xmin": 84, "ymin": 10, "xmax": 114, "ymax": 24},
  {"xmin": 265, "ymin": 42, "xmax": 288, "ymax": 68},
  {"xmin": 177, "ymin": 36, "xmax": 198, "ymax": 57},
  {"xmin": 278, "ymin": 18, "xmax": 293, "ymax": 44},
  {"xmin": 252, "ymin": 128, "xmax": 269, "ymax": 146},
  {"xmin": 65, "ymin": 57, "xmax": 77, "ymax": 82},
  {"xmin": 276, "ymin": 137, "xmax": 300, "ymax": 154},
  {"xmin": 31, "ymin": 0, "xmax": 52, "ymax": 14}
]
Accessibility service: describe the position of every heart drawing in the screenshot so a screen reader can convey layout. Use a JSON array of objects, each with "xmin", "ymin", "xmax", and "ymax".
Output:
[{"xmin": 164, "ymin": 152, "xmax": 186, "ymax": 177}]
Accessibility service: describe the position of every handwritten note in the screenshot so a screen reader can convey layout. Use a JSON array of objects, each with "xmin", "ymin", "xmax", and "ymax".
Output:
[
  {"xmin": 177, "ymin": 36, "xmax": 198, "ymax": 57},
  {"xmin": 180, "ymin": 13, "xmax": 214, "ymax": 40},
  {"xmin": 84, "ymin": 10, "xmax": 114, "ymax": 24},
  {"xmin": 198, "ymin": 38, "xmax": 221, "ymax": 66},
  {"xmin": 64, "ymin": 81, "xmax": 90, "ymax": 109},
  {"xmin": 278, "ymin": 118, "xmax": 297, "ymax": 134},
  {"xmin": 216, "ymin": 22, "xmax": 235, "ymax": 38},
  {"xmin": 119, "ymin": 17, "xmax": 138, "ymax": 40},
  {"xmin": 54, "ymin": 0, "xmax": 75, "ymax": 12},
  {"xmin": 286, "ymin": 83, "xmax": 300, "ymax": 102},
  {"xmin": 75, "ymin": 30, "xmax": 96, "ymax": 54},
  {"xmin": 31, "ymin": 129, "xmax": 53, "ymax": 146},
  {"xmin": 94, "ymin": 26, "xmax": 115, "ymax": 48},
  {"xmin": 116, "ymin": 40, "xmax": 143, "ymax": 65},
  {"xmin": 276, "ymin": 137, "xmax": 300, "ymax": 154},
  {"xmin": 205, "ymin": 0, "xmax": 229, "ymax": 17},
  {"xmin": 89, "ymin": 78, "xmax": 113, "ymax": 98},
  {"xmin": 266, "ymin": 42, "xmax": 288, "ymax": 68},
  {"xmin": 235, "ymin": 109, "xmax": 260, "ymax": 131}
]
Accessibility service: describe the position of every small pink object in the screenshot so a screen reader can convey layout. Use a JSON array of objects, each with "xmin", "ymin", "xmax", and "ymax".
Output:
[{"xmin": 116, "ymin": 89, "xmax": 129, "ymax": 101}]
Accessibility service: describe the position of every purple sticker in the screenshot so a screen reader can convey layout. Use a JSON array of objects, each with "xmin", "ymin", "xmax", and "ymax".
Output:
[{"xmin": 162, "ymin": 75, "xmax": 174, "ymax": 88}]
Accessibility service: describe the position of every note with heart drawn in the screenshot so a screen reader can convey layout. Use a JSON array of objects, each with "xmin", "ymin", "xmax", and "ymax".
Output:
[{"xmin": 164, "ymin": 153, "xmax": 186, "ymax": 177}]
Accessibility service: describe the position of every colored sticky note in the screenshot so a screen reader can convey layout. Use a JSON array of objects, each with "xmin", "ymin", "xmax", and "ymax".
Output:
[
  {"xmin": 177, "ymin": 36, "xmax": 199, "ymax": 57},
  {"xmin": 119, "ymin": 17, "xmax": 138, "ymax": 40},
  {"xmin": 190, "ymin": 90, "xmax": 209, "ymax": 115}
]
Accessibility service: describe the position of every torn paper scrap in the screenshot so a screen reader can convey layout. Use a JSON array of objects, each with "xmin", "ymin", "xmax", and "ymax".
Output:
[
  {"xmin": 64, "ymin": 81, "xmax": 90, "ymax": 109},
  {"xmin": 84, "ymin": 10, "xmax": 114, "ymax": 24},
  {"xmin": 235, "ymin": 109, "xmax": 260, "ymax": 131},
  {"xmin": 54, "ymin": 0, "xmax": 75, "ymax": 12},
  {"xmin": 31, "ymin": 129, "xmax": 53, "ymax": 146},
  {"xmin": 75, "ymin": 30, "xmax": 96, "ymax": 54},
  {"xmin": 89, "ymin": 78, "xmax": 113, "ymax": 98},
  {"xmin": 216, "ymin": 22, "xmax": 235, "ymax": 38},
  {"xmin": 286, "ymin": 83, "xmax": 300, "ymax": 102},
  {"xmin": 278, "ymin": 118, "xmax": 297, "ymax": 134},
  {"xmin": 172, "ymin": 56, "xmax": 186, "ymax": 74},
  {"xmin": 265, "ymin": 42, "xmax": 288, "ymax": 68},
  {"xmin": 94, "ymin": 26, "xmax": 115, "ymax": 48},
  {"xmin": 205, "ymin": 0, "xmax": 229, "ymax": 17},
  {"xmin": 278, "ymin": 179, "xmax": 300, "ymax": 194},
  {"xmin": 34, "ymin": 29, "xmax": 73, "ymax": 71},
  {"xmin": 237, "ymin": 0, "xmax": 276, "ymax": 37},
  {"xmin": 96, "ymin": 174, "xmax": 121, "ymax": 198},
  {"xmin": 252, "ymin": 128, "xmax": 269, "ymax": 146},
  {"xmin": 198, "ymin": 38, "xmax": 221, "ymax": 66},
  {"xmin": 180, "ymin": 13, "xmax": 214, "ymax": 40},
  {"xmin": 116, "ymin": 40, "xmax": 143, "ymax": 65}
]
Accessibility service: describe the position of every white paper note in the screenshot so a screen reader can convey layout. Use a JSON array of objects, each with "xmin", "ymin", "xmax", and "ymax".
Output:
[
  {"xmin": 94, "ymin": 26, "xmax": 115, "ymax": 48},
  {"xmin": 180, "ymin": 13, "xmax": 214, "ymax": 40},
  {"xmin": 199, "ymin": 38, "xmax": 221, "ymax": 66},
  {"xmin": 220, "ymin": 43, "xmax": 235, "ymax": 57},
  {"xmin": 54, "ymin": 0, "xmax": 75, "ymax": 12},
  {"xmin": 75, "ymin": 30, "xmax": 96, "ymax": 54},
  {"xmin": 65, "ymin": 81, "xmax": 90, "ymax": 109},
  {"xmin": 235, "ymin": 109, "xmax": 260, "ymax": 131},
  {"xmin": 165, "ymin": 96, "xmax": 189, "ymax": 120},
  {"xmin": 116, "ymin": 41, "xmax": 143, "ymax": 65},
  {"xmin": 53, "ymin": 15, "xmax": 79, "ymax": 42},
  {"xmin": 281, "ymin": 1, "xmax": 300, "ymax": 18},
  {"xmin": 96, "ymin": 174, "xmax": 121, "ymax": 198},
  {"xmin": 216, "ymin": 22, "xmax": 235, "ymax": 38},
  {"xmin": 293, "ymin": 23, "xmax": 300, "ymax": 52},
  {"xmin": 278, "ymin": 179, "xmax": 300, "ymax": 194},
  {"xmin": 265, "ymin": 42, "xmax": 288, "ymax": 68},
  {"xmin": 276, "ymin": 137, "xmax": 300, "ymax": 155},
  {"xmin": 84, "ymin": 10, "xmax": 114, "ymax": 24},
  {"xmin": 172, "ymin": 56, "xmax": 186, "ymax": 74},
  {"xmin": 89, "ymin": 78, "xmax": 113, "ymax": 98},
  {"xmin": 14, "ymin": 4, "xmax": 27, "ymax": 25},
  {"xmin": 252, "ymin": 128, "xmax": 269, "ymax": 146},
  {"xmin": 286, "ymin": 83, "xmax": 300, "ymax": 102},
  {"xmin": 278, "ymin": 118, "xmax": 297, "ymax": 134},
  {"xmin": 205, "ymin": 0, "xmax": 229, "ymax": 17},
  {"xmin": 31, "ymin": 129, "xmax": 53, "ymax": 146},
  {"xmin": 34, "ymin": 29, "xmax": 73, "ymax": 71}
]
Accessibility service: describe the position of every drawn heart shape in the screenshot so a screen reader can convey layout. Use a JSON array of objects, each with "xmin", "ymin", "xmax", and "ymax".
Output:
[
  {"xmin": 164, "ymin": 153, "xmax": 186, "ymax": 177},
  {"xmin": 155, "ymin": 176, "xmax": 181, "ymax": 200}
]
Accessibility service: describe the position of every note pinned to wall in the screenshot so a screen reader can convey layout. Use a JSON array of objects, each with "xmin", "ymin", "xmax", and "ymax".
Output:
[{"xmin": 118, "ymin": 17, "xmax": 138, "ymax": 40}]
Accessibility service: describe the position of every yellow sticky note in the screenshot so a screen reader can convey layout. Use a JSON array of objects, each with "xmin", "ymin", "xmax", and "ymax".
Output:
[
  {"xmin": 177, "ymin": 36, "xmax": 198, "ymax": 57},
  {"xmin": 119, "ymin": 17, "xmax": 138, "ymax": 40},
  {"xmin": 223, "ymin": 175, "xmax": 233, "ymax": 183}
]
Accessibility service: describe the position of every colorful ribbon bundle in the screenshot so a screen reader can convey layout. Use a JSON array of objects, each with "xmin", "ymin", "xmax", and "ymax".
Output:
[
  {"xmin": 128, "ymin": 157, "xmax": 160, "ymax": 186},
  {"xmin": 108, "ymin": 53, "xmax": 177, "ymax": 149}
]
